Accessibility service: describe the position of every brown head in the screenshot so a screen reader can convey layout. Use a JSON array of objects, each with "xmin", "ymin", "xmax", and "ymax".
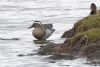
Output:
[
  {"xmin": 28, "ymin": 21, "xmax": 43, "ymax": 29},
  {"xmin": 90, "ymin": 3, "xmax": 97, "ymax": 15}
]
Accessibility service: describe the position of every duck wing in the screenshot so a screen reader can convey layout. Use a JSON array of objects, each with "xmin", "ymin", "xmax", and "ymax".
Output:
[
  {"xmin": 42, "ymin": 29, "xmax": 52, "ymax": 40},
  {"xmin": 43, "ymin": 24, "xmax": 55, "ymax": 32},
  {"xmin": 42, "ymin": 24, "xmax": 55, "ymax": 40}
]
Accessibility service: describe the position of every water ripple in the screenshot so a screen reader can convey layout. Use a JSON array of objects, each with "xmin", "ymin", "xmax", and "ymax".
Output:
[{"xmin": 0, "ymin": 0, "xmax": 99, "ymax": 67}]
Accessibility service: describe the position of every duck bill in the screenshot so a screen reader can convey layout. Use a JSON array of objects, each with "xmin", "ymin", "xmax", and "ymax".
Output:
[{"xmin": 28, "ymin": 26, "xmax": 32, "ymax": 29}]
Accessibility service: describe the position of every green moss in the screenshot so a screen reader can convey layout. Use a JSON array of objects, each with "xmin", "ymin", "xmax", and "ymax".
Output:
[
  {"xmin": 61, "ymin": 12, "xmax": 100, "ymax": 38},
  {"xmin": 86, "ymin": 29, "xmax": 100, "ymax": 42},
  {"xmin": 71, "ymin": 29, "xmax": 100, "ymax": 45},
  {"xmin": 74, "ymin": 14, "xmax": 100, "ymax": 33}
]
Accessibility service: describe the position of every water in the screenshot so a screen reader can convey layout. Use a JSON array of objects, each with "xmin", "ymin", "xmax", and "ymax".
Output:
[{"xmin": 0, "ymin": 0, "xmax": 100, "ymax": 67}]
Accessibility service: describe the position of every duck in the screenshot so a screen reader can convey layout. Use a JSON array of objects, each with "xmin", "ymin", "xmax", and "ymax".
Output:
[
  {"xmin": 28, "ymin": 21, "xmax": 55, "ymax": 40},
  {"xmin": 90, "ymin": 3, "xmax": 97, "ymax": 15}
]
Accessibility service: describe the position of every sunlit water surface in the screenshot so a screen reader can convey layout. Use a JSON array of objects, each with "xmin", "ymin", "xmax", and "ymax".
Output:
[{"xmin": 0, "ymin": 0, "xmax": 100, "ymax": 67}]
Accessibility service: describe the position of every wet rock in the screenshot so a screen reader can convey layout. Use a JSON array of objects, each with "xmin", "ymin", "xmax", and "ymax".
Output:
[
  {"xmin": 11, "ymin": 38, "xmax": 20, "ymax": 40},
  {"xmin": 17, "ymin": 54, "xmax": 25, "ymax": 57},
  {"xmin": 33, "ymin": 40, "xmax": 49, "ymax": 44},
  {"xmin": 81, "ymin": 40, "xmax": 100, "ymax": 64},
  {"xmin": 0, "ymin": 38, "xmax": 20, "ymax": 40},
  {"xmin": 61, "ymin": 29, "xmax": 75, "ymax": 38},
  {"xmin": 27, "ymin": 53, "xmax": 36, "ymax": 56},
  {"xmin": 49, "ymin": 60, "xmax": 56, "ymax": 63},
  {"xmin": 17, "ymin": 53, "xmax": 35, "ymax": 57},
  {"xmin": 37, "ymin": 42, "xmax": 62, "ymax": 55},
  {"xmin": 47, "ymin": 54, "xmax": 76, "ymax": 60},
  {"xmin": 37, "ymin": 40, "xmax": 72, "ymax": 55}
]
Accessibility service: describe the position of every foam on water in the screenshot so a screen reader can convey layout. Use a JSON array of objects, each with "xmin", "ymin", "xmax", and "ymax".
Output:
[{"xmin": 0, "ymin": 0, "xmax": 100, "ymax": 67}]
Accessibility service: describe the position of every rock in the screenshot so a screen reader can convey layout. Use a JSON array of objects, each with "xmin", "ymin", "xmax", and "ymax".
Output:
[
  {"xmin": 27, "ymin": 53, "xmax": 36, "ymax": 56},
  {"xmin": 37, "ymin": 10, "xmax": 100, "ymax": 64},
  {"xmin": 48, "ymin": 60, "xmax": 55, "ymax": 63},
  {"xmin": 47, "ymin": 54, "xmax": 76, "ymax": 60},
  {"xmin": 33, "ymin": 40, "xmax": 49, "ymax": 44},
  {"xmin": 81, "ymin": 40, "xmax": 100, "ymax": 64},
  {"xmin": 17, "ymin": 54, "xmax": 25, "ymax": 57},
  {"xmin": 61, "ymin": 29, "xmax": 75, "ymax": 38},
  {"xmin": 62, "ymin": 12, "xmax": 100, "ymax": 38},
  {"xmin": 37, "ymin": 42, "xmax": 62, "ymax": 55},
  {"xmin": 0, "ymin": 38, "xmax": 20, "ymax": 40},
  {"xmin": 17, "ymin": 53, "xmax": 35, "ymax": 57}
]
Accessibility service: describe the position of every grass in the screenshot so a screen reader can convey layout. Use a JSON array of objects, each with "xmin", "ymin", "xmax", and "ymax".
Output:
[
  {"xmin": 74, "ymin": 14, "xmax": 100, "ymax": 33},
  {"xmin": 61, "ymin": 12, "xmax": 100, "ymax": 38},
  {"xmin": 71, "ymin": 29, "xmax": 100, "ymax": 45},
  {"xmin": 63, "ymin": 11, "xmax": 100, "ymax": 53}
]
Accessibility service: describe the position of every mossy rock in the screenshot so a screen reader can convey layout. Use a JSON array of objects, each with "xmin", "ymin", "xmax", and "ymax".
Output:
[
  {"xmin": 67, "ymin": 28, "xmax": 100, "ymax": 53},
  {"xmin": 71, "ymin": 29, "xmax": 100, "ymax": 44},
  {"xmin": 37, "ymin": 42, "xmax": 63, "ymax": 55},
  {"xmin": 81, "ymin": 40, "xmax": 100, "ymax": 64},
  {"xmin": 61, "ymin": 29, "xmax": 75, "ymax": 38},
  {"xmin": 74, "ymin": 15, "xmax": 100, "ymax": 33},
  {"xmin": 37, "ymin": 10, "xmax": 100, "ymax": 63},
  {"xmin": 61, "ymin": 13, "xmax": 100, "ymax": 38}
]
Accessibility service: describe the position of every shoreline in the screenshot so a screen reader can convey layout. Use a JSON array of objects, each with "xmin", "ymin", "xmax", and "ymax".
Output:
[{"xmin": 37, "ymin": 10, "xmax": 100, "ymax": 65}]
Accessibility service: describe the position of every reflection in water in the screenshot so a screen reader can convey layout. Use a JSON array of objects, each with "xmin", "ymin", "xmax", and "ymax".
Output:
[{"xmin": 0, "ymin": 0, "xmax": 100, "ymax": 67}]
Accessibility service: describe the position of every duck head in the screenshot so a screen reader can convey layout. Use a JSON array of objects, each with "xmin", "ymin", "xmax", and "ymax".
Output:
[
  {"xmin": 90, "ymin": 3, "xmax": 97, "ymax": 15},
  {"xmin": 91, "ymin": 3, "xmax": 97, "ymax": 11},
  {"xmin": 28, "ymin": 21, "xmax": 42, "ymax": 29}
]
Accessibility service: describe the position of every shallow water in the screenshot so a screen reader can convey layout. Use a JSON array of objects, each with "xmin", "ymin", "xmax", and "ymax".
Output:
[{"xmin": 0, "ymin": 0, "xmax": 100, "ymax": 67}]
